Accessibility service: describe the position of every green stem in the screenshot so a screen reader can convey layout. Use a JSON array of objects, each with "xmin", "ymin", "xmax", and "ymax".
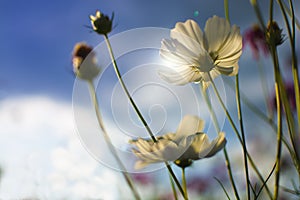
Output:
[
  {"xmin": 224, "ymin": 148, "xmax": 240, "ymax": 200},
  {"xmin": 235, "ymin": 74, "xmax": 251, "ymax": 200},
  {"xmin": 104, "ymin": 34, "xmax": 156, "ymax": 141},
  {"xmin": 200, "ymin": 87, "xmax": 240, "ymax": 200},
  {"xmin": 269, "ymin": 43, "xmax": 283, "ymax": 200},
  {"xmin": 278, "ymin": 0, "xmax": 300, "ymax": 136},
  {"xmin": 208, "ymin": 74, "xmax": 273, "ymax": 199},
  {"xmin": 87, "ymin": 81, "xmax": 141, "ymax": 200},
  {"xmin": 103, "ymin": 34, "xmax": 186, "ymax": 199},
  {"xmin": 224, "ymin": 0, "xmax": 230, "ymax": 23},
  {"xmin": 273, "ymin": 81, "xmax": 282, "ymax": 200},
  {"xmin": 251, "ymin": 0, "xmax": 266, "ymax": 31},
  {"xmin": 224, "ymin": 78, "xmax": 300, "ymax": 174},
  {"xmin": 169, "ymin": 173, "xmax": 178, "ymax": 200},
  {"xmin": 282, "ymin": 0, "xmax": 300, "ymax": 30},
  {"xmin": 181, "ymin": 167, "xmax": 188, "ymax": 200},
  {"xmin": 275, "ymin": 0, "xmax": 300, "ymax": 175}
]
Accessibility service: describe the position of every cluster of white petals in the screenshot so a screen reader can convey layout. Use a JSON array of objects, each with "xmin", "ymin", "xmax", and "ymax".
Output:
[
  {"xmin": 130, "ymin": 115, "xmax": 226, "ymax": 169},
  {"xmin": 159, "ymin": 16, "xmax": 242, "ymax": 89}
]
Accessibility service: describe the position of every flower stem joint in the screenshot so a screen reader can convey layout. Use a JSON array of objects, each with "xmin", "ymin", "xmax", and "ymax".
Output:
[
  {"xmin": 266, "ymin": 21, "xmax": 284, "ymax": 47},
  {"xmin": 90, "ymin": 10, "xmax": 114, "ymax": 35},
  {"xmin": 174, "ymin": 159, "xmax": 193, "ymax": 169}
]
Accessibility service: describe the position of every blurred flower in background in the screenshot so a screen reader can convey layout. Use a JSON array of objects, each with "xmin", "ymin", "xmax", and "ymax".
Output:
[
  {"xmin": 72, "ymin": 42, "xmax": 100, "ymax": 81},
  {"xmin": 243, "ymin": 24, "xmax": 269, "ymax": 60}
]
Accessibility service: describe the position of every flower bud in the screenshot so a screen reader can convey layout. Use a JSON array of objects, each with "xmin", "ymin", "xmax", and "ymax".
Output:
[
  {"xmin": 266, "ymin": 21, "xmax": 284, "ymax": 46},
  {"xmin": 72, "ymin": 42, "xmax": 100, "ymax": 81},
  {"xmin": 90, "ymin": 10, "xmax": 113, "ymax": 35}
]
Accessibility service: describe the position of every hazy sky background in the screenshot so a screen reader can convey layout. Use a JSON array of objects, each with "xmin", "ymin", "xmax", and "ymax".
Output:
[{"xmin": 0, "ymin": 0, "xmax": 299, "ymax": 199}]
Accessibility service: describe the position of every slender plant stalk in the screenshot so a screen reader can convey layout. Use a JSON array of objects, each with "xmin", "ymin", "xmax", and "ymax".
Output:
[
  {"xmin": 201, "ymin": 87, "xmax": 240, "ymax": 200},
  {"xmin": 87, "ymin": 81, "xmax": 141, "ymax": 200},
  {"xmin": 282, "ymin": 0, "xmax": 300, "ymax": 30},
  {"xmin": 223, "ymin": 2, "xmax": 251, "ymax": 197},
  {"xmin": 224, "ymin": 0, "xmax": 230, "ymax": 22},
  {"xmin": 103, "ymin": 34, "xmax": 186, "ymax": 199},
  {"xmin": 235, "ymin": 74, "xmax": 251, "ymax": 200},
  {"xmin": 214, "ymin": 177, "xmax": 231, "ymax": 200},
  {"xmin": 169, "ymin": 173, "xmax": 178, "ymax": 200},
  {"xmin": 208, "ymin": 74, "xmax": 273, "ymax": 199},
  {"xmin": 278, "ymin": 0, "xmax": 300, "ymax": 136},
  {"xmin": 181, "ymin": 167, "xmax": 188, "ymax": 200},
  {"xmin": 276, "ymin": 0, "xmax": 300, "ymax": 175},
  {"xmin": 256, "ymin": 162, "xmax": 277, "ymax": 199},
  {"xmin": 224, "ymin": 78, "xmax": 300, "ymax": 173},
  {"xmin": 251, "ymin": 0, "xmax": 266, "ymax": 31},
  {"xmin": 269, "ymin": 44, "xmax": 283, "ymax": 200},
  {"xmin": 273, "ymin": 81, "xmax": 282, "ymax": 200}
]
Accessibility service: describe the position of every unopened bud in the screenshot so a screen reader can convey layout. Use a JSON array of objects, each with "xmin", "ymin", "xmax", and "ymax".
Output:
[
  {"xmin": 266, "ymin": 21, "xmax": 284, "ymax": 46},
  {"xmin": 72, "ymin": 42, "xmax": 100, "ymax": 81},
  {"xmin": 90, "ymin": 11, "xmax": 113, "ymax": 35}
]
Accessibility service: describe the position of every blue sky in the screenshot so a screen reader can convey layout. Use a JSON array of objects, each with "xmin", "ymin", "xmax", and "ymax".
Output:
[
  {"xmin": 0, "ymin": 0, "xmax": 299, "ymax": 198},
  {"xmin": 0, "ymin": 0, "xmax": 267, "ymax": 100}
]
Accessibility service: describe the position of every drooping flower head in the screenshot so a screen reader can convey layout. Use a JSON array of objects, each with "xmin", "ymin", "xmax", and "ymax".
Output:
[
  {"xmin": 129, "ymin": 115, "xmax": 226, "ymax": 169},
  {"xmin": 159, "ymin": 16, "xmax": 242, "ymax": 90},
  {"xmin": 90, "ymin": 10, "xmax": 113, "ymax": 35},
  {"xmin": 72, "ymin": 42, "xmax": 100, "ymax": 81},
  {"xmin": 243, "ymin": 24, "xmax": 269, "ymax": 60}
]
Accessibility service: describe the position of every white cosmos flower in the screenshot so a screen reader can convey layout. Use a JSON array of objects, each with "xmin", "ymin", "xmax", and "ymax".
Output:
[
  {"xmin": 159, "ymin": 16, "xmax": 242, "ymax": 89},
  {"xmin": 129, "ymin": 115, "xmax": 226, "ymax": 169}
]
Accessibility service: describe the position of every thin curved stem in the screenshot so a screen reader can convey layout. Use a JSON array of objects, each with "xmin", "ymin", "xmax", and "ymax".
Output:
[
  {"xmin": 169, "ymin": 173, "xmax": 178, "ymax": 200},
  {"xmin": 269, "ymin": 43, "xmax": 283, "ymax": 200},
  {"xmin": 224, "ymin": 0, "xmax": 230, "ymax": 23},
  {"xmin": 200, "ymin": 87, "xmax": 240, "ymax": 200},
  {"xmin": 251, "ymin": 0, "xmax": 266, "ymax": 31},
  {"xmin": 277, "ymin": 0, "xmax": 300, "ymax": 168},
  {"xmin": 224, "ymin": 78, "xmax": 299, "ymax": 173},
  {"xmin": 181, "ymin": 167, "xmax": 188, "ymax": 200},
  {"xmin": 87, "ymin": 81, "xmax": 141, "ymax": 200},
  {"xmin": 235, "ymin": 74, "xmax": 251, "ymax": 200},
  {"xmin": 103, "ymin": 34, "xmax": 186, "ymax": 199},
  {"xmin": 208, "ymin": 74, "xmax": 273, "ymax": 199}
]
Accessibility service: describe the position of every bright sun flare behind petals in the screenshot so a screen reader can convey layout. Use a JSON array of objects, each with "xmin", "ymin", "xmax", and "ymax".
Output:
[
  {"xmin": 129, "ymin": 115, "xmax": 226, "ymax": 169},
  {"xmin": 159, "ymin": 16, "xmax": 243, "ymax": 89}
]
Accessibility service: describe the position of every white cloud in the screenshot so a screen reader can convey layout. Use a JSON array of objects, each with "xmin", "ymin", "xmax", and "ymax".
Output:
[{"xmin": 0, "ymin": 95, "xmax": 122, "ymax": 199}]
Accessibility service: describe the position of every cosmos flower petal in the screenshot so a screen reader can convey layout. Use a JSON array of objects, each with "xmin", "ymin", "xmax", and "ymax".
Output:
[
  {"xmin": 129, "ymin": 116, "xmax": 226, "ymax": 169},
  {"xmin": 216, "ymin": 25, "xmax": 243, "ymax": 67},
  {"xmin": 175, "ymin": 115, "xmax": 205, "ymax": 138},
  {"xmin": 159, "ymin": 16, "xmax": 242, "ymax": 89},
  {"xmin": 170, "ymin": 19, "xmax": 204, "ymax": 53},
  {"xmin": 160, "ymin": 39, "xmax": 200, "ymax": 65},
  {"xmin": 158, "ymin": 66, "xmax": 202, "ymax": 85},
  {"xmin": 203, "ymin": 132, "xmax": 227, "ymax": 158},
  {"xmin": 216, "ymin": 66, "xmax": 234, "ymax": 76},
  {"xmin": 204, "ymin": 16, "xmax": 231, "ymax": 53}
]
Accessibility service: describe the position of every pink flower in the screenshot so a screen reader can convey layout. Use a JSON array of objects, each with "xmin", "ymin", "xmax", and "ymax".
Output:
[{"xmin": 243, "ymin": 25, "xmax": 269, "ymax": 60}]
